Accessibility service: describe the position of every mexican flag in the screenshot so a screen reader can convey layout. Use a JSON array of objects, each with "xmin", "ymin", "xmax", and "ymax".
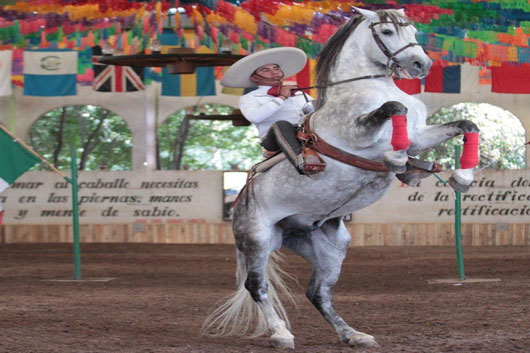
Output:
[{"xmin": 0, "ymin": 127, "xmax": 41, "ymax": 219}]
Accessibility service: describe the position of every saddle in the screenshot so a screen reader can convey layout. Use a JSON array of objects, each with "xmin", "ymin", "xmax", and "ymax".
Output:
[
  {"xmin": 233, "ymin": 120, "xmax": 441, "ymax": 209},
  {"xmin": 258, "ymin": 114, "xmax": 443, "ymax": 178}
]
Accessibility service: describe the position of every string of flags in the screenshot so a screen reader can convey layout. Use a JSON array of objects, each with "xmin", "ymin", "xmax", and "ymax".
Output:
[
  {"xmin": 0, "ymin": 0, "xmax": 529, "ymax": 97},
  {"xmin": 1, "ymin": 48, "xmax": 529, "ymax": 98}
]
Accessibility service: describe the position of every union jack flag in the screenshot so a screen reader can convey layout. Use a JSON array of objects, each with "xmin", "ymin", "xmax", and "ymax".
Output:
[{"xmin": 93, "ymin": 56, "xmax": 145, "ymax": 92}]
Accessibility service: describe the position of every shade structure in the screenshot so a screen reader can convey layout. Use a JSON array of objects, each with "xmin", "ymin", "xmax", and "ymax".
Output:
[{"xmin": 98, "ymin": 53, "xmax": 246, "ymax": 74}]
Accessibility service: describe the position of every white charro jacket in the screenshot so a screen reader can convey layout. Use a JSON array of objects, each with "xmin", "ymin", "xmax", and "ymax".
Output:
[{"xmin": 239, "ymin": 85, "xmax": 314, "ymax": 139}]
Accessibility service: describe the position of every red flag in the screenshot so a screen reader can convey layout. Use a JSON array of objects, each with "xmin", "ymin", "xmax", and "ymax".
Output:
[
  {"xmin": 296, "ymin": 59, "xmax": 311, "ymax": 93},
  {"xmin": 491, "ymin": 65, "xmax": 530, "ymax": 93},
  {"xmin": 394, "ymin": 78, "xmax": 421, "ymax": 95}
]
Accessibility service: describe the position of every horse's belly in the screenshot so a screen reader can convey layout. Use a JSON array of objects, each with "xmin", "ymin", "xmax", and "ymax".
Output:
[{"xmin": 254, "ymin": 164, "xmax": 394, "ymax": 221}]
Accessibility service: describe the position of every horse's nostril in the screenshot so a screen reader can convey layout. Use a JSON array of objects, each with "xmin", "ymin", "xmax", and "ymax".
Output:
[{"xmin": 413, "ymin": 61, "xmax": 423, "ymax": 70}]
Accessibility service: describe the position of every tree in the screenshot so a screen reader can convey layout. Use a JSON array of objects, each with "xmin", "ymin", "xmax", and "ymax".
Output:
[
  {"xmin": 157, "ymin": 104, "xmax": 263, "ymax": 170},
  {"xmin": 28, "ymin": 105, "xmax": 132, "ymax": 171},
  {"xmin": 419, "ymin": 103, "xmax": 526, "ymax": 170}
]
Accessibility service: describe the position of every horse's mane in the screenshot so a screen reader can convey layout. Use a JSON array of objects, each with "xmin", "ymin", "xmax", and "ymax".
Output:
[{"xmin": 315, "ymin": 10, "xmax": 409, "ymax": 110}]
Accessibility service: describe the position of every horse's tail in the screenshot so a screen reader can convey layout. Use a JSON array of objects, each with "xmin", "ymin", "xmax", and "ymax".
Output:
[{"xmin": 200, "ymin": 249, "xmax": 297, "ymax": 338}]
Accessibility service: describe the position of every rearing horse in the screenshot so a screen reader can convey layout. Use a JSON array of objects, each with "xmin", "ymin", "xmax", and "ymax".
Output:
[{"xmin": 202, "ymin": 8, "xmax": 479, "ymax": 349}]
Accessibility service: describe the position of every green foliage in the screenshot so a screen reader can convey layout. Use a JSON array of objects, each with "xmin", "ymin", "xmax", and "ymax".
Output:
[
  {"xmin": 28, "ymin": 105, "xmax": 132, "ymax": 171},
  {"xmin": 158, "ymin": 104, "xmax": 262, "ymax": 170},
  {"xmin": 419, "ymin": 103, "xmax": 526, "ymax": 170}
]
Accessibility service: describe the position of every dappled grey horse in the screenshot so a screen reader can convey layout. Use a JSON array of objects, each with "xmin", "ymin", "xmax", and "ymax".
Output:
[{"xmin": 202, "ymin": 7, "xmax": 479, "ymax": 349}]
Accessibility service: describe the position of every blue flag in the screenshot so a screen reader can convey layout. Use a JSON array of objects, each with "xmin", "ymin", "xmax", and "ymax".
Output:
[{"xmin": 23, "ymin": 49, "xmax": 78, "ymax": 96}]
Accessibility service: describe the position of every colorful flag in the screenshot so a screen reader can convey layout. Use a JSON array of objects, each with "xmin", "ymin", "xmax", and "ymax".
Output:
[
  {"xmin": 0, "ymin": 127, "xmax": 41, "ymax": 217},
  {"xmin": 23, "ymin": 49, "xmax": 78, "ymax": 96},
  {"xmin": 394, "ymin": 78, "xmax": 421, "ymax": 95},
  {"xmin": 93, "ymin": 57, "xmax": 145, "ymax": 92},
  {"xmin": 491, "ymin": 65, "xmax": 530, "ymax": 93},
  {"xmin": 0, "ymin": 50, "xmax": 13, "ymax": 97},
  {"xmin": 425, "ymin": 65, "xmax": 461, "ymax": 93},
  {"xmin": 161, "ymin": 45, "xmax": 216, "ymax": 97},
  {"xmin": 161, "ymin": 66, "xmax": 216, "ymax": 96}
]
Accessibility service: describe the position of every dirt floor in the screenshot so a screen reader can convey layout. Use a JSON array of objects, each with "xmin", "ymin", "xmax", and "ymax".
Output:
[{"xmin": 0, "ymin": 243, "xmax": 529, "ymax": 353}]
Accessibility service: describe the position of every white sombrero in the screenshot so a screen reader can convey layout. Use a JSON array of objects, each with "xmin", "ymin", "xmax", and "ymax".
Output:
[{"xmin": 220, "ymin": 47, "xmax": 307, "ymax": 88}]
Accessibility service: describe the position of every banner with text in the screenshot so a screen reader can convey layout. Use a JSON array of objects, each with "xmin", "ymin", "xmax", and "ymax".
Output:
[
  {"xmin": 0, "ymin": 171, "xmax": 222, "ymax": 224},
  {"xmin": 353, "ymin": 169, "xmax": 530, "ymax": 224},
  {"xmin": 0, "ymin": 170, "xmax": 529, "ymax": 225}
]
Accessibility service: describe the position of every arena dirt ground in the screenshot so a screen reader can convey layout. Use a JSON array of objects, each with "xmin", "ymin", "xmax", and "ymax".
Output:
[{"xmin": 0, "ymin": 243, "xmax": 529, "ymax": 353}]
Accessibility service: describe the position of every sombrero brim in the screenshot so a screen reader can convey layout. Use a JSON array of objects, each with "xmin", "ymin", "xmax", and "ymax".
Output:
[{"xmin": 220, "ymin": 47, "xmax": 307, "ymax": 88}]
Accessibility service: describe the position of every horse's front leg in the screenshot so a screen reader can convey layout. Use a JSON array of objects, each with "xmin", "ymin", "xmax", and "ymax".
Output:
[
  {"xmin": 354, "ymin": 101, "xmax": 409, "ymax": 173},
  {"xmin": 409, "ymin": 120, "xmax": 480, "ymax": 192},
  {"xmin": 283, "ymin": 218, "xmax": 378, "ymax": 348}
]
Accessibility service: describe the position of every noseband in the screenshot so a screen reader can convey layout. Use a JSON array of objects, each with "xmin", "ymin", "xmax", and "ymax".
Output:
[{"xmin": 368, "ymin": 20, "xmax": 420, "ymax": 76}]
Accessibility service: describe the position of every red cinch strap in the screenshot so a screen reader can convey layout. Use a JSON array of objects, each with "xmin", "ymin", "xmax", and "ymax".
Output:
[
  {"xmin": 460, "ymin": 132, "xmax": 479, "ymax": 169},
  {"xmin": 391, "ymin": 115, "xmax": 410, "ymax": 151}
]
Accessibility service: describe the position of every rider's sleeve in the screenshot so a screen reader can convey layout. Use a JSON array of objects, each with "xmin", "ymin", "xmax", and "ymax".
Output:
[{"xmin": 239, "ymin": 94, "xmax": 285, "ymax": 124}]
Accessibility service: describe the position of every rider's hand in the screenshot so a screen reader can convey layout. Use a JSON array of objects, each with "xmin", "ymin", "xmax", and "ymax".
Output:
[{"xmin": 279, "ymin": 85, "xmax": 298, "ymax": 99}]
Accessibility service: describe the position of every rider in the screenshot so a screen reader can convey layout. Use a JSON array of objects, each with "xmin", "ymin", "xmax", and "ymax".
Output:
[{"xmin": 221, "ymin": 47, "xmax": 323, "ymax": 175}]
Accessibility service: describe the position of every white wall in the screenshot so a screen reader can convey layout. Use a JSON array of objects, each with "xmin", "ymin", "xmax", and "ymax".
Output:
[
  {"xmin": 0, "ymin": 79, "xmax": 528, "ymax": 170},
  {"xmin": 0, "ymin": 81, "xmax": 239, "ymax": 171}
]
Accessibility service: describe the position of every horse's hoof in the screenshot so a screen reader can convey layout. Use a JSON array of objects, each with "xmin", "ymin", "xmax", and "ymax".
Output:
[
  {"xmin": 449, "ymin": 177, "xmax": 471, "ymax": 193},
  {"xmin": 383, "ymin": 150, "xmax": 408, "ymax": 173},
  {"xmin": 271, "ymin": 328, "xmax": 295, "ymax": 349},
  {"xmin": 271, "ymin": 336, "xmax": 295, "ymax": 349},
  {"xmin": 449, "ymin": 168, "xmax": 474, "ymax": 193},
  {"xmin": 396, "ymin": 168, "xmax": 432, "ymax": 187},
  {"xmin": 347, "ymin": 333, "xmax": 379, "ymax": 348}
]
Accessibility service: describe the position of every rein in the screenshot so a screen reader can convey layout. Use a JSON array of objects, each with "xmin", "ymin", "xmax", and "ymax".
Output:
[{"xmin": 293, "ymin": 73, "xmax": 388, "ymax": 92}]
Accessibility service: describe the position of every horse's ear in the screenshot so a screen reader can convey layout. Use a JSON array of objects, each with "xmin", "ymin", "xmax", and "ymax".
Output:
[
  {"xmin": 395, "ymin": 8, "xmax": 406, "ymax": 16},
  {"xmin": 352, "ymin": 6, "xmax": 379, "ymax": 22}
]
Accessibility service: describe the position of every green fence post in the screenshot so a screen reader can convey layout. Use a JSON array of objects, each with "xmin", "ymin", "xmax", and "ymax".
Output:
[
  {"xmin": 70, "ymin": 146, "xmax": 81, "ymax": 280},
  {"xmin": 454, "ymin": 145, "xmax": 465, "ymax": 280}
]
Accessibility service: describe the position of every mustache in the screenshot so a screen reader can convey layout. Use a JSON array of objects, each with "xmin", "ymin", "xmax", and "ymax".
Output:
[{"xmin": 252, "ymin": 72, "xmax": 285, "ymax": 81}]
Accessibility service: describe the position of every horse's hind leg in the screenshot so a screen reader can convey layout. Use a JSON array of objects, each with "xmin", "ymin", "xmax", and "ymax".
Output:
[
  {"xmin": 239, "ymin": 225, "xmax": 295, "ymax": 349},
  {"xmin": 283, "ymin": 218, "xmax": 378, "ymax": 348}
]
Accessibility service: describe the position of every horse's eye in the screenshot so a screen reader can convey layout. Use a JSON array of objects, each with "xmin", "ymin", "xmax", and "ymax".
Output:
[{"xmin": 382, "ymin": 29, "xmax": 393, "ymax": 36}]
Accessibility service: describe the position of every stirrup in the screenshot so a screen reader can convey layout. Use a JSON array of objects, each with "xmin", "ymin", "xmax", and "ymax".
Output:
[{"xmin": 300, "ymin": 147, "xmax": 326, "ymax": 175}]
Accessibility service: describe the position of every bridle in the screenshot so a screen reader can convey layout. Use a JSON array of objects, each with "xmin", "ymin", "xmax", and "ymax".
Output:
[
  {"xmin": 368, "ymin": 20, "xmax": 421, "ymax": 77},
  {"xmin": 292, "ymin": 18, "xmax": 421, "ymax": 92}
]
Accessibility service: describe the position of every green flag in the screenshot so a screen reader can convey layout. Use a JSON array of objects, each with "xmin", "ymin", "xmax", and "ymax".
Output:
[{"xmin": 0, "ymin": 128, "xmax": 41, "ymax": 208}]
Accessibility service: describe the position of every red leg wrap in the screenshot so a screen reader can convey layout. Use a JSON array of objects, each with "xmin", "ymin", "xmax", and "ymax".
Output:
[
  {"xmin": 460, "ymin": 132, "xmax": 479, "ymax": 169},
  {"xmin": 391, "ymin": 115, "xmax": 410, "ymax": 151}
]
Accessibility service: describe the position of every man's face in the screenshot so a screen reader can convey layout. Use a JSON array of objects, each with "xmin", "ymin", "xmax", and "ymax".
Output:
[{"xmin": 250, "ymin": 64, "xmax": 284, "ymax": 85}]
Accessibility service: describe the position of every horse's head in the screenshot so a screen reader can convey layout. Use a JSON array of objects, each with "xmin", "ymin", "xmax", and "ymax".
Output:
[{"xmin": 353, "ymin": 7, "xmax": 432, "ymax": 79}]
